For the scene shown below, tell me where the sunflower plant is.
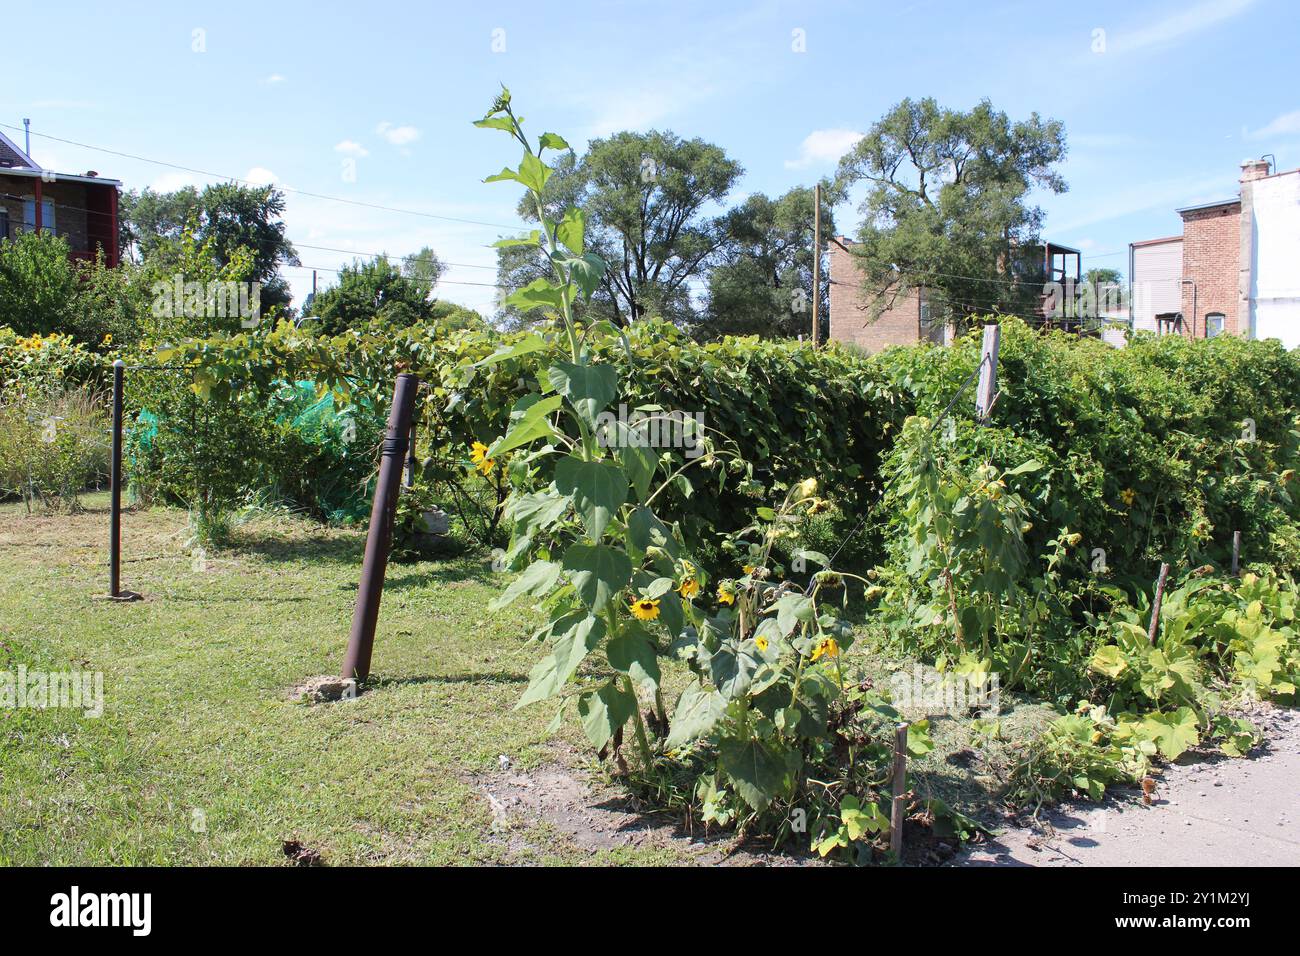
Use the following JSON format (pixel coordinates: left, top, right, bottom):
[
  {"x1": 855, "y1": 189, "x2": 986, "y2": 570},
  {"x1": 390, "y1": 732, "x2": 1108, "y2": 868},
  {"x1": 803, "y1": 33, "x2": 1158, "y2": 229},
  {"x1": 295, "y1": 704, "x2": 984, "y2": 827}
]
[
  {"x1": 473, "y1": 94, "x2": 906, "y2": 842},
  {"x1": 474, "y1": 89, "x2": 730, "y2": 769}
]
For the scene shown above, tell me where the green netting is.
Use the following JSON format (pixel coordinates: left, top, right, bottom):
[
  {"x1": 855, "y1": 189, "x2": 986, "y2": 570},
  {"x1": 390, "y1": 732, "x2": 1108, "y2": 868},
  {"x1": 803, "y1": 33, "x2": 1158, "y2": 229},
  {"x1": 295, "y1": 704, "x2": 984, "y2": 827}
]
[{"x1": 128, "y1": 381, "x2": 376, "y2": 524}]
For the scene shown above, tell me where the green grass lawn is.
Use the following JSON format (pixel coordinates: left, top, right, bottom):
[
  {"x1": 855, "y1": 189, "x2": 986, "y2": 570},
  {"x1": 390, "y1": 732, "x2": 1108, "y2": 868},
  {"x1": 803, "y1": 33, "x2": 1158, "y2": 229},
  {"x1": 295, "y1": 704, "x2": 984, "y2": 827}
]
[{"x1": 0, "y1": 494, "x2": 1055, "y2": 866}]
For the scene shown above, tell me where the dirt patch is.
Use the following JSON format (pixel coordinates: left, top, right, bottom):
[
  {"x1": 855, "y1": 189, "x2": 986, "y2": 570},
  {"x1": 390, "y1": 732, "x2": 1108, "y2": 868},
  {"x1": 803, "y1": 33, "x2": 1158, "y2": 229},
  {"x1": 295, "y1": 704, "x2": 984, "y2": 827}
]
[
  {"x1": 288, "y1": 675, "x2": 358, "y2": 703},
  {"x1": 474, "y1": 758, "x2": 820, "y2": 866}
]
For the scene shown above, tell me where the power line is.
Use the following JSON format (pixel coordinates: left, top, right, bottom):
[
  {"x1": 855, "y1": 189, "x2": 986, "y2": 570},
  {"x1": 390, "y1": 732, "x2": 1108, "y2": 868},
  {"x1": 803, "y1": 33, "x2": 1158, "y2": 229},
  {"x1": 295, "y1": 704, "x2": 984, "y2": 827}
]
[{"x1": 0, "y1": 122, "x2": 529, "y2": 233}]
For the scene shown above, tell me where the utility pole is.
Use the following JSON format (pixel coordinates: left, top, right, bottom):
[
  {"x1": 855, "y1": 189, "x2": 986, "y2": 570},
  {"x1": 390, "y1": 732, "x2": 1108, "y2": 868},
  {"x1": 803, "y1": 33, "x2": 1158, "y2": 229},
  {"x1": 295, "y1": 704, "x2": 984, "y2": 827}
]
[{"x1": 812, "y1": 183, "x2": 822, "y2": 347}]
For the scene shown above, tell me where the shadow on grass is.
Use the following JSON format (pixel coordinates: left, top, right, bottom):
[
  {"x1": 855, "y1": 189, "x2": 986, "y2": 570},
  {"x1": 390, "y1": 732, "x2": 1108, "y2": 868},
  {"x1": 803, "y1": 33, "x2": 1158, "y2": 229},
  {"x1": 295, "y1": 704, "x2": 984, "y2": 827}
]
[
  {"x1": 228, "y1": 532, "x2": 363, "y2": 566},
  {"x1": 368, "y1": 671, "x2": 529, "y2": 688},
  {"x1": 383, "y1": 560, "x2": 501, "y2": 591}
]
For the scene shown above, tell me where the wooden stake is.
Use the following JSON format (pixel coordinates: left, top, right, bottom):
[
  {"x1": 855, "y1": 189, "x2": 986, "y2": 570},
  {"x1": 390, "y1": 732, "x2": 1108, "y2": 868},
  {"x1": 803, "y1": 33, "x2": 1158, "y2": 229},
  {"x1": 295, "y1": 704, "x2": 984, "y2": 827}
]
[
  {"x1": 1232, "y1": 531, "x2": 1241, "y2": 576},
  {"x1": 890, "y1": 722, "x2": 909, "y2": 861},
  {"x1": 975, "y1": 323, "x2": 1000, "y2": 421},
  {"x1": 811, "y1": 183, "x2": 822, "y2": 347},
  {"x1": 1147, "y1": 562, "x2": 1170, "y2": 644}
]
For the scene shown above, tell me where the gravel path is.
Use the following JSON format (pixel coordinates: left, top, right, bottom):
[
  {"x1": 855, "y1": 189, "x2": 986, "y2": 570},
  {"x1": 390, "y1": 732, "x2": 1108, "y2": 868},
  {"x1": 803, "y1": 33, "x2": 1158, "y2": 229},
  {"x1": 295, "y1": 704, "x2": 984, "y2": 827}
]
[{"x1": 957, "y1": 704, "x2": 1300, "y2": 866}]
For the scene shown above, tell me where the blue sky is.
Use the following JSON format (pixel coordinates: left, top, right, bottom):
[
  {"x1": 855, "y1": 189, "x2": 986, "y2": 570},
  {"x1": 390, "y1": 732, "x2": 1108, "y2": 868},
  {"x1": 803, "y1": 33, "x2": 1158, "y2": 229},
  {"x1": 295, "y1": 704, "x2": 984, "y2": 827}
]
[{"x1": 4, "y1": 0, "x2": 1298, "y2": 315}]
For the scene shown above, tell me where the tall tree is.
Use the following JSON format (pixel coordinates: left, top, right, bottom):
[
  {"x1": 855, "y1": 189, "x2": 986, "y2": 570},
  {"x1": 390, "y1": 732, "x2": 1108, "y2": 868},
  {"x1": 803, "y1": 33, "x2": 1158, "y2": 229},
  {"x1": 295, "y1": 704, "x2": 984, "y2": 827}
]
[
  {"x1": 831, "y1": 98, "x2": 1066, "y2": 327},
  {"x1": 698, "y1": 186, "x2": 834, "y2": 340},
  {"x1": 496, "y1": 131, "x2": 742, "y2": 327},
  {"x1": 309, "y1": 255, "x2": 433, "y2": 336},
  {"x1": 120, "y1": 182, "x2": 300, "y2": 314}
]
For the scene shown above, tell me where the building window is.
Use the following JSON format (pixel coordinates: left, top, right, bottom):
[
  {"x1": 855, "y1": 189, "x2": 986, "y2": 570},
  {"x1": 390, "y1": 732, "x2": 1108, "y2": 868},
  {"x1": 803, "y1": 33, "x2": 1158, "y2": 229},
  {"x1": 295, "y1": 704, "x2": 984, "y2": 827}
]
[
  {"x1": 21, "y1": 198, "x2": 56, "y2": 234},
  {"x1": 1206, "y1": 312, "x2": 1225, "y2": 338},
  {"x1": 0, "y1": 208, "x2": 9, "y2": 241}
]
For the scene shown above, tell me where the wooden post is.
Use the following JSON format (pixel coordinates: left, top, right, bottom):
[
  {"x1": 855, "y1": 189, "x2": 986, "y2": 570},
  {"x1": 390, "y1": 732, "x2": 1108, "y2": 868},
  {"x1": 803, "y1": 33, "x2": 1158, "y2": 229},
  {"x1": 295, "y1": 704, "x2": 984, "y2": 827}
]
[
  {"x1": 1232, "y1": 531, "x2": 1241, "y2": 576},
  {"x1": 975, "y1": 323, "x2": 1000, "y2": 421},
  {"x1": 890, "y1": 722, "x2": 909, "y2": 861},
  {"x1": 1147, "y1": 562, "x2": 1170, "y2": 644},
  {"x1": 811, "y1": 183, "x2": 822, "y2": 347}
]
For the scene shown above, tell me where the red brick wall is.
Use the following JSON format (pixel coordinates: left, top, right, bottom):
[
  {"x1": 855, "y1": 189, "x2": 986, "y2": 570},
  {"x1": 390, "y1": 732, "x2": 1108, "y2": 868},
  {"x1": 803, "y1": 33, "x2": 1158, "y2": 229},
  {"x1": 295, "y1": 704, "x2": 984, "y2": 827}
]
[
  {"x1": 828, "y1": 239, "x2": 920, "y2": 352},
  {"x1": 1180, "y1": 202, "x2": 1240, "y2": 337}
]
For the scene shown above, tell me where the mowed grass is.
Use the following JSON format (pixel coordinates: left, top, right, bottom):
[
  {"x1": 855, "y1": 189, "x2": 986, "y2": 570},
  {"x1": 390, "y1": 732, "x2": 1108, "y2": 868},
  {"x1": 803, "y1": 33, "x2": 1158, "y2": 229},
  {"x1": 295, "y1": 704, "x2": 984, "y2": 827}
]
[{"x1": 0, "y1": 494, "x2": 687, "y2": 865}]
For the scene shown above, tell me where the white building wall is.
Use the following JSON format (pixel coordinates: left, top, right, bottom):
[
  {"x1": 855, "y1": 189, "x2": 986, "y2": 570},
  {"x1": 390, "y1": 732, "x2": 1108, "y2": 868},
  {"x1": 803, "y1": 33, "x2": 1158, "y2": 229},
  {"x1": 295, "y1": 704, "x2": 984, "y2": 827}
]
[
  {"x1": 1250, "y1": 171, "x2": 1300, "y2": 348},
  {"x1": 1131, "y1": 239, "x2": 1183, "y2": 332}
]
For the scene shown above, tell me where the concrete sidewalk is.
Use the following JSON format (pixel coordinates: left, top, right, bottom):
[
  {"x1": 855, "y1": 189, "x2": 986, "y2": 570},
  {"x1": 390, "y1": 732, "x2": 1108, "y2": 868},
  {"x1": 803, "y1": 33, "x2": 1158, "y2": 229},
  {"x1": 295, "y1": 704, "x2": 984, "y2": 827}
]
[{"x1": 958, "y1": 705, "x2": 1300, "y2": 867}]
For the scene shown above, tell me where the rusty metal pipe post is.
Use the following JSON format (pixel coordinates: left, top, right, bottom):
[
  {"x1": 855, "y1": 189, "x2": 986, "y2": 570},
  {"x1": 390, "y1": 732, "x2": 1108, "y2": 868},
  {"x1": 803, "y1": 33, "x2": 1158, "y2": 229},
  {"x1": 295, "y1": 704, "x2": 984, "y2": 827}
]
[
  {"x1": 109, "y1": 360, "x2": 125, "y2": 598},
  {"x1": 342, "y1": 373, "x2": 419, "y2": 681}
]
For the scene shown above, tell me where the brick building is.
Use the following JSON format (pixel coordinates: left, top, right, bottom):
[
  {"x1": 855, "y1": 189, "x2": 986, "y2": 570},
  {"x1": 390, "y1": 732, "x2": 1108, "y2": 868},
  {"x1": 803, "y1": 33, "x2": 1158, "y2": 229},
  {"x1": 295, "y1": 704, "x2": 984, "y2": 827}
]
[
  {"x1": 0, "y1": 127, "x2": 120, "y2": 267},
  {"x1": 1131, "y1": 158, "x2": 1299, "y2": 345},
  {"x1": 828, "y1": 237, "x2": 1080, "y2": 352}
]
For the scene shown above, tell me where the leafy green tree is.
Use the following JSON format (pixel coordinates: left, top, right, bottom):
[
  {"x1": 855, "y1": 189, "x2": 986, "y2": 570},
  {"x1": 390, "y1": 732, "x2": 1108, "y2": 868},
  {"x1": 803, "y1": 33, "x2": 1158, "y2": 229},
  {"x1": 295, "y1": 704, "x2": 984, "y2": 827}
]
[
  {"x1": 497, "y1": 131, "x2": 742, "y2": 327},
  {"x1": 310, "y1": 255, "x2": 433, "y2": 335},
  {"x1": 832, "y1": 97, "x2": 1066, "y2": 327},
  {"x1": 120, "y1": 183, "x2": 300, "y2": 313},
  {"x1": 402, "y1": 246, "x2": 444, "y2": 299},
  {"x1": 0, "y1": 231, "x2": 79, "y2": 336},
  {"x1": 698, "y1": 186, "x2": 834, "y2": 340}
]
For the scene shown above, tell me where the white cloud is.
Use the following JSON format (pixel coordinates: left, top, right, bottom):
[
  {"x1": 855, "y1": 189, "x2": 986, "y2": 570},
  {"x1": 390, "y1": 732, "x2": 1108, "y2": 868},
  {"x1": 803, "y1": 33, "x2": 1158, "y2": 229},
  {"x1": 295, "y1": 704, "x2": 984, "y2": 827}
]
[
  {"x1": 263, "y1": 74, "x2": 286, "y2": 84},
  {"x1": 245, "y1": 166, "x2": 279, "y2": 186},
  {"x1": 149, "y1": 171, "x2": 201, "y2": 193},
  {"x1": 1249, "y1": 110, "x2": 1300, "y2": 140},
  {"x1": 334, "y1": 140, "x2": 369, "y2": 157},
  {"x1": 1110, "y1": 0, "x2": 1255, "y2": 55},
  {"x1": 784, "y1": 128, "x2": 864, "y2": 169},
  {"x1": 376, "y1": 121, "x2": 420, "y2": 147}
]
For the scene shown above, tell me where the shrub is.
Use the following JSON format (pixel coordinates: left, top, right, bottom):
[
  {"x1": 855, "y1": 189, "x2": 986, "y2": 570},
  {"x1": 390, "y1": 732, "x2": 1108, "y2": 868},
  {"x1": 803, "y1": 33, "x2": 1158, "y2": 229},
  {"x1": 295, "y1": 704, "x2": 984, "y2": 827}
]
[{"x1": 0, "y1": 385, "x2": 109, "y2": 511}]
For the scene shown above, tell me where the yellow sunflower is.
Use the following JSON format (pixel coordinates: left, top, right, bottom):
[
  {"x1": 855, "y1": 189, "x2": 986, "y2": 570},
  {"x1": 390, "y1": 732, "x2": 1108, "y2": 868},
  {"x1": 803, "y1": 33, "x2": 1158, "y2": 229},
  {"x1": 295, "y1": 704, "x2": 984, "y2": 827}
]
[
  {"x1": 755, "y1": 635, "x2": 769, "y2": 653},
  {"x1": 810, "y1": 637, "x2": 839, "y2": 662},
  {"x1": 630, "y1": 597, "x2": 661, "y2": 621},
  {"x1": 716, "y1": 585, "x2": 736, "y2": 606},
  {"x1": 470, "y1": 441, "x2": 496, "y2": 476},
  {"x1": 678, "y1": 577, "x2": 700, "y2": 599},
  {"x1": 742, "y1": 564, "x2": 757, "y2": 575},
  {"x1": 1120, "y1": 488, "x2": 1136, "y2": 507}
]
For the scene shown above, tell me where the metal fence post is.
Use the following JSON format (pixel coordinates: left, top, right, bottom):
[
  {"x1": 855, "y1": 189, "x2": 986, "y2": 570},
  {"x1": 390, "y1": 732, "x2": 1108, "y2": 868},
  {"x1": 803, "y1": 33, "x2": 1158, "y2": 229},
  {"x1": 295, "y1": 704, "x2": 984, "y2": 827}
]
[
  {"x1": 109, "y1": 359, "x2": 124, "y2": 598},
  {"x1": 342, "y1": 373, "x2": 419, "y2": 681}
]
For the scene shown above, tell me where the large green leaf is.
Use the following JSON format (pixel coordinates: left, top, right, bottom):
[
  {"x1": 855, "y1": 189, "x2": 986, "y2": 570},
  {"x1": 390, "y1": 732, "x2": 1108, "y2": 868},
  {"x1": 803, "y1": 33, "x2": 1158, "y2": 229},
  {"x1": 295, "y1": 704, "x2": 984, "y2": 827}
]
[
  {"x1": 1141, "y1": 707, "x2": 1200, "y2": 759},
  {"x1": 775, "y1": 594, "x2": 815, "y2": 637},
  {"x1": 577, "y1": 681, "x2": 637, "y2": 750},
  {"x1": 704, "y1": 638, "x2": 761, "y2": 700},
  {"x1": 547, "y1": 361, "x2": 619, "y2": 429},
  {"x1": 504, "y1": 278, "x2": 564, "y2": 313},
  {"x1": 666, "y1": 682, "x2": 726, "y2": 749},
  {"x1": 517, "y1": 613, "x2": 605, "y2": 708},
  {"x1": 562, "y1": 543, "x2": 633, "y2": 613},
  {"x1": 554, "y1": 456, "x2": 628, "y2": 539},
  {"x1": 490, "y1": 559, "x2": 561, "y2": 610},
  {"x1": 626, "y1": 505, "x2": 678, "y2": 558},
  {"x1": 607, "y1": 625, "x2": 660, "y2": 691},
  {"x1": 719, "y1": 737, "x2": 799, "y2": 812},
  {"x1": 516, "y1": 153, "x2": 552, "y2": 192},
  {"x1": 607, "y1": 420, "x2": 658, "y2": 500},
  {"x1": 488, "y1": 394, "x2": 563, "y2": 458},
  {"x1": 538, "y1": 132, "x2": 570, "y2": 154},
  {"x1": 1089, "y1": 645, "x2": 1128, "y2": 679},
  {"x1": 473, "y1": 332, "x2": 547, "y2": 367},
  {"x1": 505, "y1": 488, "x2": 570, "y2": 538},
  {"x1": 555, "y1": 207, "x2": 585, "y2": 254}
]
